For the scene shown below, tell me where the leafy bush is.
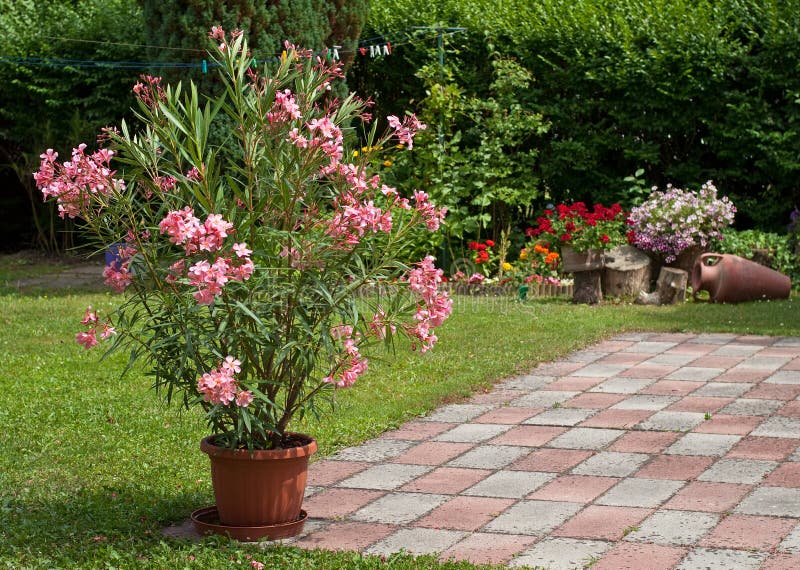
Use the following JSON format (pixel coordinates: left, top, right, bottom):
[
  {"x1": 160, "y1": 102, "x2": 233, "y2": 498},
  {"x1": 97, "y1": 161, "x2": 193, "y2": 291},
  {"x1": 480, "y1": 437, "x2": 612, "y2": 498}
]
[{"x1": 713, "y1": 229, "x2": 799, "y2": 280}]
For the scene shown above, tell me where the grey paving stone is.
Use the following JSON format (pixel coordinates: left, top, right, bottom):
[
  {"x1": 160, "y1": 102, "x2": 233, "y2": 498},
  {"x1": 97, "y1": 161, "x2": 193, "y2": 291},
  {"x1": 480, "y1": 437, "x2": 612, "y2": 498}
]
[
  {"x1": 422, "y1": 404, "x2": 496, "y2": 423},
  {"x1": 689, "y1": 333, "x2": 737, "y2": 344},
  {"x1": 692, "y1": 382, "x2": 754, "y2": 397},
  {"x1": 434, "y1": 423, "x2": 512, "y2": 443},
  {"x1": 720, "y1": 398, "x2": 784, "y2": 416},
  {"x1": 483, "y1": 500, "x2": 581, "y2": 535},
  {"x1": 364, "y1": 528, "x2": 467, "y2": 556},
  {"x1": 734, "y1": 356, "x2": 791, "y2": 371},
  {"x1": 645, "y1": 353, "x2": 700, "y2": 367},
  {"x1": 735, "y1": 486, "x2": 800, "y2": 517},
  {"x1": 350, "y1": 492, "x2": 448, "y2": 524},
  {"x1": 778, "y1": 524, "x2": 800, "y2": 554},
  {"x1": 546, "y1": 427, "x2": 624, "y2": 450},
  {"x1": 697, "y1": 458, "x2": 778, "y2": 484},
  {"x1": 667, "y1": 367, "x2": 723, "y2": 381},
  {"x1": 572, "y1": 363, "x2": 631, "y2": 378},
  {"x1": 565, "y1": 350, "x2": 606, "y2": 363},
  {"x1": 332, "y1": 439, "x2": 414, "y2": 462},
  {"x1": 750, "y1": 416, "x2": 800, "y2": 439},
  {"x1": 589, "y1": 377, "x2": 657, "y2": 394},
  {"x1": 446, "y1": 445, "x2": 529, "y2": 469},
  {"x1": 510, "y1": 538, "x2": 612, "y2": 569},
  {"x1": 666, "y1": 433, "x2": 741, "y2": 456},
  {"x1": 622, "y1": 341, "x2": 678, "y2": 353},
  {"x1": 790, "y1": 448, "x2": 800, "y2": 462},
  {"x1": 499, "y1": 375, "x2": 555, "y2": 390},
  {"x1": 765, "y1": 370, "x2": 800, "y2": 385},
  {"x1": 626, "y1": 510, "x2": 719, "y2": 546},
  {"x1": 597, "y1": 478, "x2": 684, "y2": 508},
  {"x1": 711, "y1": 344, "x2": 764, "y2": 356},
  {"x1": 614, "y1": 332, "x2": 656, "y2": 341},
  {"x1": 776, "y1": 338, "x2": 800, "y2": 347},
  {"x1": 336, "y1": 463, "x2": 432, "y2": 490},
  {"x1": 510, "y1": 391, "x2": 580, "y2": 408},
  {"x1": 638, "y1": 411, "x2": 706, "y2": 432},
  {"x1": 522, "y1": 407, "x2": 596, "y2": 427},
  {"x1": 463, "y1": 470, "x2": 555, "y2": 498},
  {"x1": 304, "y1": 485, "x2": 321, "y2": 498},
  {"x1": 675, "y1": 547, "x2": 766, "y2": 569},
  {"x1": 611, "y1": 395, "x2": 679, "y2": 411},
  {"x1": 571, "y1": 451, "x2": 650, "y2": 477}
]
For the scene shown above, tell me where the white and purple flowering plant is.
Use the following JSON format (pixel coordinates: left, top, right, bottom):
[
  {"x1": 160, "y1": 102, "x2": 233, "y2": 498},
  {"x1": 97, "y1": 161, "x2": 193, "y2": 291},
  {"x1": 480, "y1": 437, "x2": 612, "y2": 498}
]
[{"x1": 628, "y1": 181, "x2": 736, "y2": 263}]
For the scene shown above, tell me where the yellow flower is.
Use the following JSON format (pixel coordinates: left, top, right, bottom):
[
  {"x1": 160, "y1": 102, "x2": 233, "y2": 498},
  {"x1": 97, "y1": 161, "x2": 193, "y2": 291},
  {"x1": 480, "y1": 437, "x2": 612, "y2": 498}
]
[
  {"x1": 519, "y1": 250, "x2": 528, "y2": 260},
  {"x1": 502, "y1": 262, "x2": 513, "y2": 272},
  {"x1": 383, "y1": 160, "x2": 392, "y2": 167},
  {"x1": 352, "y1": 150, "x2": 359, "y2": 157}
]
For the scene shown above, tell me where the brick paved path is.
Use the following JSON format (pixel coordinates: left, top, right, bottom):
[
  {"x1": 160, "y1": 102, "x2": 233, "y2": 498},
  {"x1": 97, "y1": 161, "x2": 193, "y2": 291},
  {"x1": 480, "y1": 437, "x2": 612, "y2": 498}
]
[{"x1": 291, "y1": 333, "x2": 800, "y2": 569}]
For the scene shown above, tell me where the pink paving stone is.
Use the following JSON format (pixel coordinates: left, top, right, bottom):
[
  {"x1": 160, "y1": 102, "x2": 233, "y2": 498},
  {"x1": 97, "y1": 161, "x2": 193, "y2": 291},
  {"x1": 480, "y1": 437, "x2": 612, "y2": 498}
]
[
  {"x1": 473, "y1": 406, "x2": 543, "y2": 424},
  {"x1": 509, "y1": 448, "x2": 594, "y2": 472},
  {"x1": 763, "y1": 463, "x2": 800, "y2": 487},
  {"x1": 400, "y1": 467, "x2": 491, "y2": 494},
  {"x1": 547, "y1": 376, "x2": 605, "y2": 391},
  {"x1": 650, "y1": 333, "x2": 696, "y2": 342},
  {"x1": 667, "y1": 396, "x2": 733, "y2": 413},
  {"x1": 488, "y1": 425, "x2": 566, "y2": 447},
  {"x1": 552, "y1": 505, "x2": 652, "y2": 540},
  {"x1": 293, "y1": 521, "x2": 395, "y2": 551},
  {"x1": 779, "y1": 401, "x2": 800, "y2": 418},
  {"x1": 714, "y1": 369, "x2": 771, "y2": 382},
  {"x1": 609, "y1": 431, "x2": 681, "y2": 453},
  {"x1": 690, "y1": 355, "x2": 746, "y2": 368},
  {"x1": 745, "y1": 383, "x2": 800, "y2": 400},
  {"x1": 667, "y1": 343, "x2": 718, "y2": 355},
  {"x1": 640, "y1": 380, "x2": 704, "y2": 396},
  {"x1": 727, "y1": 437, "x2": 799, "y2": 461},
  {"x1": 619, "y1": 365, "x2": 678, "y2": 379},
  {"x1": 439, "y1": 532, "x2": 536, "y2": 565},
  {"x1": 579, "y1": 409, "x2": 653, "y2": 429},
  {"x1": 528, "y1": 475, "x2": 619, "y2": 503},
  {"x1": 736, "y1": 335, "x2": 775, "y2": 345},
  {"x1": 699, "y1": 514, "x2": 795, "y2": 550},
  {"x1": 594, "y1": 340, "x2": 636, "y2": 352},
  {"x1": 593, "y1": 542, "x2": 688, "y2": 570},
  {"x1": 691, "y1": 414, "x2": 763, "y2": 435},
  {"x1": 635, "y1": 454, "x2": 714, "y2": 480},
  {"x1": 414, "y1": 496, "x2": 515, "y2": 531},
  {"x1": 564, "y1": 392, "x2": 627, "y2": 409},
  {"x1": 761, "y1": 554, "x2": 800, "y2": 570},
  {"x1": 381, "y1": 421, "x2": 457, "y2": 440},
  {"x1": 598, "y1": 352, "x2": 653, "y2": 365},
  {"x1": 391, "y1": 442, "x2": 475, "y2": 465},
  {"x1": 301, "y1": 488, "x2": 385, "y2": 519},
  {"x1": 535, "y1": 361, "x2": 587, "y2": 375},
  {"x1": 663, "y1": 481, "x2": 753, "y2": 512},
  {"x1": 307, "y1": 460, "x2": 371, "y2": 486},
  {"x1": 468, "y1": 389, "x2": 524, "y2": 405},
  {"x1": 761, "y1": 347, "x2": 800, "y2": 357},
  {"x1": 782, "y1": 357, "x2": 800, "y2": 371}
]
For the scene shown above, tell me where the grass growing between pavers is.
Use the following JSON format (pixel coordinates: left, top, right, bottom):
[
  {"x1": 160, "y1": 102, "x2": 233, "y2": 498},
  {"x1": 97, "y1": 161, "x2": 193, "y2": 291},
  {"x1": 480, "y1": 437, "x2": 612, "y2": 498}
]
[{"x1": 1, "y1": 279, "x2": 799, "y2": 568}]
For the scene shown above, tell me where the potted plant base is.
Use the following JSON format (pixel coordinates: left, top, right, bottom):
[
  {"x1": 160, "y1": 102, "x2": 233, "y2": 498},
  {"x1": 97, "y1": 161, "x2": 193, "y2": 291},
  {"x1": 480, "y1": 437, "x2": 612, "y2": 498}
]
[{"x1": 193, "y1": 433, "x2": 317, "y2": 541}]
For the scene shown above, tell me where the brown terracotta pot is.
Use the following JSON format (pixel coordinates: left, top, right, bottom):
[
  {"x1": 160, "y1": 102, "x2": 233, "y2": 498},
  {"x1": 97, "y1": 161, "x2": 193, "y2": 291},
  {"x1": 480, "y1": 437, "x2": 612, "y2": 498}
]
[
  {"x1": 200, "y1": 433, "x2": 317, "y2": 527},
  {"x1": 691, "y1": 253, "x2": 791, "y2": 303}
]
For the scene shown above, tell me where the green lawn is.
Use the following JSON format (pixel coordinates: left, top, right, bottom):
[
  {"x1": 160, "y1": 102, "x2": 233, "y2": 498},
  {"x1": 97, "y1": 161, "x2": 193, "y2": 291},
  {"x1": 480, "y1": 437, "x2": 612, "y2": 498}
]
[{"x1": 1, "y1": 273, "x2": 798, "y2": 568}]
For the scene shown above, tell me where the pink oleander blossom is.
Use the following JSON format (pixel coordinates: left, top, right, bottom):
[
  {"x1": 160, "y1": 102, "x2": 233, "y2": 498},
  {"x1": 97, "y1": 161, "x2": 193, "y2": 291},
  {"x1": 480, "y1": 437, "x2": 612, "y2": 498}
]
[
  {"x1": 406, "y1": 256, "x2": 452, "y2": 352},
  {"x1": 387, "y1": 114, "x2": 426, "y2": 150},
  {"x1": 197, "y1": 357, "x2": 251, "y2": 407},
  {"x1": 76, "y1": 330, "x2": 99, "y2": 350}
]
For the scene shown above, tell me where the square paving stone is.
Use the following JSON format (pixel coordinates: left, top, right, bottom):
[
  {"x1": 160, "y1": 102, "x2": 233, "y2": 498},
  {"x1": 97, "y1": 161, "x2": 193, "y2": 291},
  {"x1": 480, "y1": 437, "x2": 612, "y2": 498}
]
[
  {"x1": 622, "y1": 341, "x2": 678, "y2": 353},
  {"x1": 745, "y1": 383, "x2": 800, "y2": 400},
  {"x1": 488, "y1": 425, "x2": 566, "y2": 446},
  {"x1": 611, "y1": 395, "x2": 678, "y2": 411},
  {"x1": 609, "y1": 431, "x2": 680, "y2": 453},
  {"x1": 664, "y1": 481, "x2": 753, "y2": 512},
  {"x1": 626, "y1": 510, "x2": 719, "y2": 545},
  {"x1": 572, "y1": 363, "x2": 631, "y2": 378},
  {"x1": 593, "y1": 542, "x2": 688, "y2": 570},
  {"x1": 545, "y1": 427, "x2": 624, "y2": 450},
  {"x1": 332, "y1": 440, "x2": 414, "y2": 462},
  {"x1": 779, "y1": 401, "x2": 800, "y2": 418},
  {"x1": 415, "y1": 496, "x2": 515, "y2": 531},
  {"x1": 691, "y1": 333, "x2": 738, "y2": 344},
  {"x1": 599, "y1": 352, "x2": 652, "y2": 365},
  {"x1": 670, "y1": 342, "x2": 719, "y2": 353},
  {"x1": 778, "y1": 524, "x2": 800, "y2": 554},
  {"x1": 736, "y1": 356, "x2": 792, "y2": 370},
  {"x1": 766, "y1": 371, "x2": 800, "y2": 384},
  {"x1": 510, "y1": 448, "x2": 593, "y2": 473},
  {"x1": 522, "y1": 407, "x2": 596, "y2": 426},
  {"x1": 736, "y1": 486, "x2": 800, "y2": 517},
  {"x1": 571, "y1": 451, "x2": 650, "y2": 477},
  {"x1": 698, "y1": 458, "x2": 778, "y2": 484},
  {"x1": 751, "y1": 417, "x2": 800, "y2": 439},
  {"x1": 553, "y1": 505, "x2": 652, "y2": 540},
  {"x1": 337, "y1": 463, "x2": 432, "y2": 490},
  {"x1": 548, "y1": 376, "x2": 606, "y2": 391},
  {"x1": 614, "y1": 332, "x2": 656, "y2": 341},
  {"x1": 727, "y1": 437, "x2": 799, "y2": 461},
  {"x1": 762, "y1": 553, "x2": 800, "y2": 570},
  {"x1": 619, "y1": 365, "x2": 679, "y2": 379},
  {"x1": 690, "y1": 355, "x2": 746, "y2": 368},
  {"x1": 499, "y1": 375, "x2": 555, "y2": 390},
  {"x1": 666, "y1": 433, "x2": 741, "y2": 456},
  {"x1": 699, "y1": 514, "x2": 795, "y2": 550},
  {"x1": 440, "y1": 532, "x2": 536, "y2": 565},
  {"x1": 472, "y1": 407, "x2": 543, "y2": 424},
  {"x1": 462, "y1": 469, "x2": 555, "y2": 498},
  {"x1": 483, "y1": 500, "x2": 582, "y2": 535},
  {"x1": 721, "y1": 398, "x2": 784, "y2": 416},
  {"x1": 764, "y1": 463, "x2": 800, "y2": 487},
  {"x1": 301, "y1": 488, "x2": 385, "y2": 519},
  {"x1": 391, "y1": 442, "x2": 475, "y2": 465},
  {"x1": 776, "y1": 338, "x2": 800, "y2": 347},
  {"x1": 645, "y1": 353, "x2": 701, "y2": 366},
  {"x1": 468, "y1": 389, "x2": 524, "y2": 405},
  {"x1": 692, "y1": 414, "x2": 763, "y2": 435},
  {"x1": 421, "y1": 404, "x2": 497, "y2": 423},
  {"x1": 510, "y1": 390, "x2": 580, "y2": 408},
  {"x1": 715, "y1": 368, "x2": 771, "y2": 382},
  {"x1": 400, "y1": 467, "x2": 491, "y2": 494},
  {"x1": 640, "y1": 380, "x2": 703, "y2": 396},
  {"x1": 668, "y1": 396, "x2": 733, "y2": 413},
  {"x1": 563, "y1": 392, "x2": 626, "y2": 409},
  {"x1": 638, "y1": 411, "x2": 707, "y2": 431},
  {"x1": 589, "y1": 377, "x2": 657, "y2": 394},
  {"x1": 293, "y1": 521, "x2": 395, "y2": 552},
  {"x1": 712, "y1": 343, "x2": 764, "y2": 356},
  {"x1": 307, "y1": 460, "x2": 371, "y2": 486},
  {"x1": 667, "y1": 367, "x2": 724, "y2": 381},
  {"x1": 509, "y1": 537, "x2": 611, "y2": 570},
  {"x1": 692, "y1": 382, "x2": 754, "y2": 397},
  {"x1": 364, "y1": 527, "x2": 467, "y2": 556},
  {"x1": 579, "y1": 409, "x2": 653, "y2": 429},
  {"x1": 528, "y1": 475, "x2": 619, "y2": 503},
  {"x1": 447, "y1": 445, "x2": 529, "y2": 469},
  {"x1": 535, "y1": 361, "x2": 593, "y2": 375},
  {"x1": 675, "y1": 547, "x2": 766, "y2": 570},
  {"x1": 381, "y1": 421, "x2": 457, "y2": 441},
  {"x1": 595, "y1": 339, "x2": 637, "y2": 351},
  {"x1": 350, "y1": 492, "x2": 448, "y2": 524},
  {"x1": 635, "y1": 455, "x2": 714, "y2": 480},
  {"x1": 566, "y1": 350, "x2": 607, "y2": 363},
  {"x1": 434, "y1": 423, "x2": 512, "y2": 443},
  {"x1": 597, "y1": 478, "x2": 685, "y2": 508}
]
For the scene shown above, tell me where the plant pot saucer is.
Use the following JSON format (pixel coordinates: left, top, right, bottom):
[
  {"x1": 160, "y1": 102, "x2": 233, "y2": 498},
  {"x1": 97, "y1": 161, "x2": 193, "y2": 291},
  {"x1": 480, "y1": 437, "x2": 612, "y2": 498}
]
[{"x1": 191, "y1": 506, "x2": 307, "y2": 542}]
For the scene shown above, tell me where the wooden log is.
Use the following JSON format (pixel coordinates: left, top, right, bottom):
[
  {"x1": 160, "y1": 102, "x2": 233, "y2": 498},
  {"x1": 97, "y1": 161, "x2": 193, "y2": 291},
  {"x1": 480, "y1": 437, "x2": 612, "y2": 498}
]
[
  {"x1": 572, "y1": 270, "x2": 603, "y2": 304},
  {"x1": 602, "y1": 245, "x2": 652, "y2": 298},
  {"x1": 635, "y1": 267, "x2": 688, "y2": 305}
]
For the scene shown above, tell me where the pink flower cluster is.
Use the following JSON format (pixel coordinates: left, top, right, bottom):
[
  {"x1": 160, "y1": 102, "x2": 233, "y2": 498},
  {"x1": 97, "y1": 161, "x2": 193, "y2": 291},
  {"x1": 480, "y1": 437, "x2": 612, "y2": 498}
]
[
  {"x1": 288, "y1": 115, "x2": 344, "y2": 164},
  {"x1": 103, "y1": 242, "x2": 137, "y2": 293},
  {"x1": 75, "y1": 306, "x2": 116, "y2": 349},
  {"x1": 412, "y1": 190, "x2": 447, "y2": 231},
  {"x1": 268, "y1": 89, "x2": 302, "y2": 125},
  {"x1": 322, "y1": 325, "x2": 368, "y2": 388},
  {"x1": 34, "y1": 145, "x2": 125, "y2": 219},
  {"x1": 197, "y1": 356, "x2": 253, "y2": 407},
  {"x1": 387, "y1": 114, "x2": 426, "y2": 150},
  {"x1": 407, "y1": 256, "x2": 453, "y2": 352},
  {"x1": 132, "y1": 75, "x2": 166, "y2": 110},
  {"x1": 158, "y1": 208, "x2": 234, "y2": 254},
  {"x1": 188, "y1": 250, "x2": 253, "y2": 305}
]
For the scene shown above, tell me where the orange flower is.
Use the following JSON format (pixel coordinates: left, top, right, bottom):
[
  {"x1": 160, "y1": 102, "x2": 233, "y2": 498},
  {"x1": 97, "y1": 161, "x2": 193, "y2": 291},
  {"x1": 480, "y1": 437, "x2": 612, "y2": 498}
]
[
  {"x1": 545, "y1": 252, "x2": 560, "y2": 264},
  {"x1": 534, "y1": 244, "x2": 549, "y2": 254}
]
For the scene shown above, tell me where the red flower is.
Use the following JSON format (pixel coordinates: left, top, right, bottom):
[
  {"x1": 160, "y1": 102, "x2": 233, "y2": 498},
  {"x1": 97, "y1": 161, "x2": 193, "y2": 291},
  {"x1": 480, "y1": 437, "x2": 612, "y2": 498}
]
[
  {"x1": 485, "y1": 240, "x2": 495, "y2": 248},
  {"x1": 476, "y1": 243, "x2": 487, "y2": 251},
  {"x1": 559, "y1": 233, "x2": 572, "y2": 242},
  {"x1": 475, "y1": 250, "x2": 489, "y2": 263},
  {"x1": 565, "y1": 221, "x2": 576, "y2": 232},
  {"x1": 468, "y1": 241, "x2": 479, "y2": 250},
  {"x1": 600, "y1": 234, "x2": 610, "y2": 243},
  {"x1": 626, "y1": 230, "x2": 637, "y2": 244},
  {"x1": 525, "y1": 227, "x2": 536, "y2": 237}
]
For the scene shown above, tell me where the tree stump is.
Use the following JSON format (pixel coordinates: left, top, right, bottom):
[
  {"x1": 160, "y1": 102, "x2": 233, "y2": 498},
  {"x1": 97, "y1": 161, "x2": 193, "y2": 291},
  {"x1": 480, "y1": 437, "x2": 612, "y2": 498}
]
[
  {"x1": 635, "y1": 267, "x2": 688, "y2": 305},
  {"x1": 602, "y1": 245, "x2": 652, "y2": 298},
  {"x1": 573, "y1": 270, "x2": 603, "y2": 304}
]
